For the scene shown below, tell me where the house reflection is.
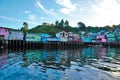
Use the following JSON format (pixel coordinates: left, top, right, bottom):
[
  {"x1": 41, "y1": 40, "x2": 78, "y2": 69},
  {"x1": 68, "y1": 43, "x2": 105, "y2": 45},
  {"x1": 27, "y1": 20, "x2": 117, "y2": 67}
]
[
  {"x1": 80, "y1": 47, "x2": 96, "y2": 65},
  {"x1": 0, "y1": 51, "x2": 8, "y2": 67},
  {"x1": 22, "y1": 50, "x2": 41, "y2": 67}
]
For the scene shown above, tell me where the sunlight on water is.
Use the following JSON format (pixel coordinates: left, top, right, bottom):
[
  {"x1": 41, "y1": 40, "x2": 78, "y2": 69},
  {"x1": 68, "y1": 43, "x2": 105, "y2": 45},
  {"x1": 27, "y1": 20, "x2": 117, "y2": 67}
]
[{"x1": 0, "y1": 47, "x2": 120, "y2": 80}]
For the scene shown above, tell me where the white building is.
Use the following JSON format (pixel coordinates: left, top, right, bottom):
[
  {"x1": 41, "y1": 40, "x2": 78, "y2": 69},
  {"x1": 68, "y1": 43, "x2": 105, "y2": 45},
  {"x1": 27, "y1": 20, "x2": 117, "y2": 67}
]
[{"x1": 56, "y1": 31, "x2": 68, "y2": 42}]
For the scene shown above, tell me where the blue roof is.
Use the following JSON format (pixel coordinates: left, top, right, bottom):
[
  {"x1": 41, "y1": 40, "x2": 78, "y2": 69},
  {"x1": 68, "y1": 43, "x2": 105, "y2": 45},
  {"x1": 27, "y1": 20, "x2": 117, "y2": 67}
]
[{"x1": 39, "y1": 33, "x2": 51, "y2": 37}]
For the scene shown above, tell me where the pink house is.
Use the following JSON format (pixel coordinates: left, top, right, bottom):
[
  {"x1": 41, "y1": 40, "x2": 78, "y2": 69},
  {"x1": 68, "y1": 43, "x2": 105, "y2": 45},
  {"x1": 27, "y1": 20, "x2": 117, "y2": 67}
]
[
  {"x1": 0, "y1": 28, "x2": 8, "y2": 40},
  {"x1": 96, "y1": 34, "x2": 107, "y2": 42}
]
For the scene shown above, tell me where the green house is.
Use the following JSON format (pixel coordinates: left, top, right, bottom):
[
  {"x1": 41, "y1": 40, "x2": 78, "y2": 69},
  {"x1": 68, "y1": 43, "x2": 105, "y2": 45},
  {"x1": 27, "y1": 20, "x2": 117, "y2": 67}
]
[
  {"x1": 26, "y1": 33, "x2": 41, "y2": 42},
  {"x1": 117, "y1": 35, "x2": 120, "y2": 42},
  {"x1": 106, "y1": 33, "x2": 116, "y2": 42}
]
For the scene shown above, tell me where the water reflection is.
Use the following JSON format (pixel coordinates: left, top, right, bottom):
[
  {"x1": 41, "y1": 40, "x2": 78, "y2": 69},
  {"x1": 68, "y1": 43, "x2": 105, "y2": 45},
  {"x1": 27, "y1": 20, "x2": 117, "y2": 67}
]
[
  {"x1": 0, "y1": 47, "x2": 120, "y2": 80},
  {"x1": 22, "y1": 50, "x2": 41, "y2": 67}
]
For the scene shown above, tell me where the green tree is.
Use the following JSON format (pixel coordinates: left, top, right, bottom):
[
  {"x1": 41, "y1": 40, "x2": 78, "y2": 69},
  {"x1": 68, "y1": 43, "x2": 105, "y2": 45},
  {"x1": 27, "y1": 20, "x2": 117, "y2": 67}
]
[
  {"x1": 55, "y1": 20, "x2": 59, "y2": 26},
  {"x1": 20, "y1": 22, "x2": 28, "y2": 41},
  {"x1": 21, "y1": 22, "x2": 28, "y2": 33},
  {"x1": 65, "y1": 20, "x2": 69, "y2": 27},
  {"x1": 104, "y1": 25, "x2": 111, "y2": 31},
  {"x1": 59, "y1": 19, "x2": 64, "y2": 27},
  {"x1": 77, "y1": 22, "x2": 86, "y2": 31},
  {"x1": 23, "y1": 22, "x2": 28, "y2": 30}
]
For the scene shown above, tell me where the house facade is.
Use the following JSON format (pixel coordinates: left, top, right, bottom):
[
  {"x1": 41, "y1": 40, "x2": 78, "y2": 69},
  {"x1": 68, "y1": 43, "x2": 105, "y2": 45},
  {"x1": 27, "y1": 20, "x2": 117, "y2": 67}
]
[
  {"x1": 56, "y1": 31, "x2": 68, "y2": 42},
  {"x1": 72, "y1": 34, "x2": 80, "y2": 42},
  {"x1": 96, "y1": 34, "x2": 107, "y2": 42},
  {"x1": 114, "y1": 29, "x2": 120, "y2": 42},
  {"x1": 68, "y1": 32, "x2": 74, "y2": 41},
  {"x1": 39, "y1": 33, "x2": 51, "y2": 43},
  {"x1": 8, "y1": 31, "x2": 24, "y2": 40},
  {"x1": 106, "y1": 33, "x2": 116, "y2": 42},
  {"x1": 81, "y1": 32, "x2": 92, "y2": 42},
  {"x1": 0, "y1": 28, "x2": 8, "y2": 40},
  {"x1": 47, "y1": 37, "x2": 60, "y2": 42},
  {"x1": 117, "y1": 34, "x2": 120, "y2": 42},
  {"x1": 26, "y1": 33, "x2": 41, "y2": 42}
]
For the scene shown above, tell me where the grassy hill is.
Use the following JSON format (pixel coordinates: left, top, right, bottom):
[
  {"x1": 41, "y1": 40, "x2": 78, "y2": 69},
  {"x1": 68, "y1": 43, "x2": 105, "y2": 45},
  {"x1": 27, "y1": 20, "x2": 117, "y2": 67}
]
[{"x1": 28, "y1": 25, "x2": 79, "y2": 36}]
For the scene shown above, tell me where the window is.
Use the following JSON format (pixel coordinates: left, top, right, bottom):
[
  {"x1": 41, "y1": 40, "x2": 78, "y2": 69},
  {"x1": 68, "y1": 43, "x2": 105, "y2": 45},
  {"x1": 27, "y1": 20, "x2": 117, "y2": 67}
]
[
  {"x1": 9, "y1": 32, "x2": 12, "y2": 34},
  {"x1": 5, "y1": 29, "x2": 7, "y2": 32},
  {"x1": 60, "y1": 33, "x2": 62, "y2": 35},
  {"x1": 63, "y1": 33, "x2": 65, "y2": 37}
]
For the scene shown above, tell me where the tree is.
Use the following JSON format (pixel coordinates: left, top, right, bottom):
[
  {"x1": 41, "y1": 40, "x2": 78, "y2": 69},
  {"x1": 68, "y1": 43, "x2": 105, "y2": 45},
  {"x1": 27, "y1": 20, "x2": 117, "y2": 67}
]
[
  {"x1": 23, "y1": 22, "x2": 28, "y2": 31},
  {"x1": 21, "y1": 22, "x2": 28, "y2": 33},
  {"x1": 65, "y1": 20, "x2": 69, "y2": 27},
  {"x1": 59, "y1": 19, "x2": 64, "y2": 27},
  {"x1": 104, "y1": 25, "x2": 111, "y2": 31},
  {"x1": 20, "y1": 22, "x2": 28, "y2": 41},
  {"x1": 55, "y1": 20, "x2": 59, "y2": 26},
  {"x1": 77, "y1": 22, "x2": 86, "y2": 31}
]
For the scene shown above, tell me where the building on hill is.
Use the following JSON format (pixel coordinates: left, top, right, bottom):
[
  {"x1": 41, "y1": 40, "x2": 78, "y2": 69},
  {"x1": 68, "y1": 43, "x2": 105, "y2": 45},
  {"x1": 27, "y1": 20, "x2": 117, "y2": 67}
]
[{"x1": 42, "y1": 23, "x2": 54, "y2": 26}]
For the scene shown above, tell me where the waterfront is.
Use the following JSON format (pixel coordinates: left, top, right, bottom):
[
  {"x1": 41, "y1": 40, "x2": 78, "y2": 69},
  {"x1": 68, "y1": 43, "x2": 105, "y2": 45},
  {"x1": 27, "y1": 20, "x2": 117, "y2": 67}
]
[{"x1": 0, "y1": 47, "x2": 120, "y2": 80}]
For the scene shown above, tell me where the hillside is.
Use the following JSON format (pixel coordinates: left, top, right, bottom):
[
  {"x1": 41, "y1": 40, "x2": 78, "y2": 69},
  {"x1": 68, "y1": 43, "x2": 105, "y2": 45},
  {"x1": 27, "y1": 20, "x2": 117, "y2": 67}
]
[{"x1": 28, "y1": 25, "x2": 80, "y2": 36}]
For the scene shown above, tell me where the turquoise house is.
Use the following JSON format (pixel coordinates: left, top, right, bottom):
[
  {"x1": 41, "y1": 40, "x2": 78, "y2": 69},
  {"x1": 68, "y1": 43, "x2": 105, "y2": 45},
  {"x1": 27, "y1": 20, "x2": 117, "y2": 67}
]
[
  {"x1": 106, "y1": 33, "x2": 116, "y2": 42},
  {"x1": 116, "y1": 34, "x2": 120, "y2": 42},
  {"x1": 26, "y1": 33, "x2": 41, "y2": 42},
  {"x1": 81, "y1": 33, "x2": 92, "y2": 42},
  {"x1": 114, "y1": 29, "x2": 120, "y2": 42},
  {"x1": 82, "y1": 37, "x2": 92, "y2": 42}
]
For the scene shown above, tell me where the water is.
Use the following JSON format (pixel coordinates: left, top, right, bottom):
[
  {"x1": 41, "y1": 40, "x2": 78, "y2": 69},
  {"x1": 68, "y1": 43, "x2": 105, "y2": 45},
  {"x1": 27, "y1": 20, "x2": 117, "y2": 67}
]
[{"x1": 0, "y1": 47, "x2": 120, "y2": 80}]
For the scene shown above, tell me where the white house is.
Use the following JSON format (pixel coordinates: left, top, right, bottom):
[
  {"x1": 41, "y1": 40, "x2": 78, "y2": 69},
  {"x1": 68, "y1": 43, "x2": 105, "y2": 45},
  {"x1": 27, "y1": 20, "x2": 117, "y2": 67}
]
[{"x1": 56, "y1": 31, "x2": 68, "y2": 42}]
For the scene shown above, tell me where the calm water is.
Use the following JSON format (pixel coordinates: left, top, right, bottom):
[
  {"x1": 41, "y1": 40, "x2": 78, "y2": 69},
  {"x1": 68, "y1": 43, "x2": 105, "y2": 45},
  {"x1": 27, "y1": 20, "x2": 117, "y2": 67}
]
[{"x1": 0, "y1": 47, "x2": 120, "y2": 80}]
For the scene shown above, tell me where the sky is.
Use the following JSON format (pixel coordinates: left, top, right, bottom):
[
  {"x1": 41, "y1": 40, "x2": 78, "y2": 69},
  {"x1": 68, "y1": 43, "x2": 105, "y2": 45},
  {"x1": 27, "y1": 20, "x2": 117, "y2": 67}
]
[{"x1": 0, "y1": 0, "x2": 120, "y2": 29}]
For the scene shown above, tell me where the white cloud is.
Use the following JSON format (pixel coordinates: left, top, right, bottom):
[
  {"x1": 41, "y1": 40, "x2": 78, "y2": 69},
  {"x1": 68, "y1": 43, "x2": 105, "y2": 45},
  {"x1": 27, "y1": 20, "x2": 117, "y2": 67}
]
[
  {"x1": 56, "y1": 0, "x2": 76, "y2": 14},
  {"x1": 26, "y1": 20, "x2": 39, "y2": 25},
  {"x1": 40, "y1": 17, "x2": 45, "y2": 20},
  {"x1": 24, "y1": 11, "x2": 31, "y2": 14},
  {"x1": 90, "y1": 0, "x2": 120, "y2": 26},
  {"x1": 69, "y1": 20, "x2": 77, "y2": 27},
  {"x1": 0, "y1": 15, "x2": 22, "y2": 22},
  {"x1": 0, "y1": 15, "x2": 39, "y2": 28},
  {"x1": 28, "y1": 14, "x2": 36, "y2": 21},
  {"x1": 35, "y1": 1, "x2": 56, "y2": 16},
  {"x1": 24, "y1": 10, "x2": 37, "y2": 21},
  {"x1": 50, "y1": 9, "x2": 54, "y2": 12}
]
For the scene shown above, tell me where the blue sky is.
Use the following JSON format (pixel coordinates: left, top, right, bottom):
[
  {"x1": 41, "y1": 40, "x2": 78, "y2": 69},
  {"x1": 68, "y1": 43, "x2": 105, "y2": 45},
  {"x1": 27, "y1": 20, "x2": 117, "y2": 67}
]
[{"x1": 0, "y1": 0, "x2": 120, "y2": 29}]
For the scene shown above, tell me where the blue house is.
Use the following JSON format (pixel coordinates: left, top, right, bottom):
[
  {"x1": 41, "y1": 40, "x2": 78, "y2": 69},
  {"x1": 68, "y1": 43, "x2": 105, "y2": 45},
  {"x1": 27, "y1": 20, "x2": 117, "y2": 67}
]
[
  {"x1": 47, "y1": 37, "x2": 60, "y2": 42},
  {"x1": 39, "y1": 33, "x2": 51, "y2": 43}
]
